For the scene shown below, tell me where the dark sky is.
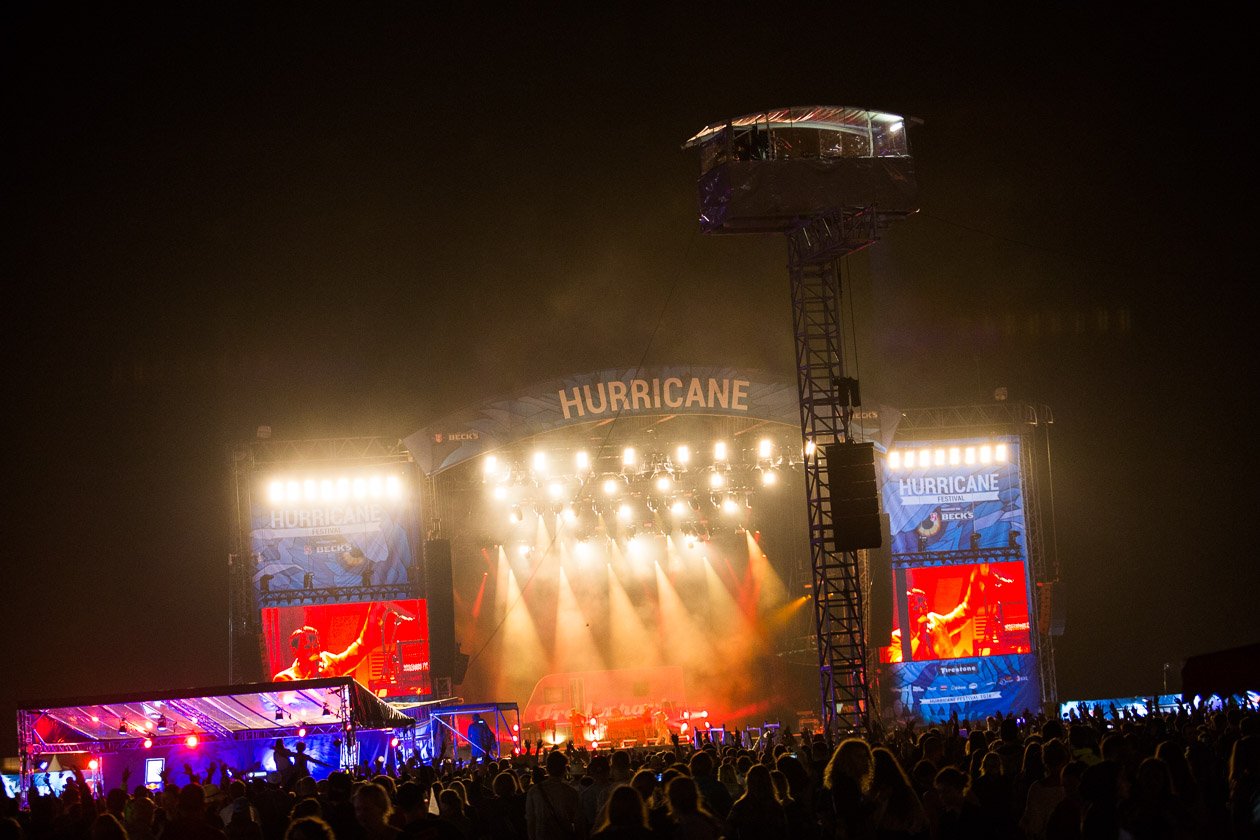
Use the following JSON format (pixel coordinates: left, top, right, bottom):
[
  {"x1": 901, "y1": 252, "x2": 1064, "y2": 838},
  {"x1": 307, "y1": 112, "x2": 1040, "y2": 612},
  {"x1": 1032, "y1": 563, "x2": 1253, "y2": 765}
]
[{"x1": 4, "y1": 6, "x2": 1255, "y2": 751}]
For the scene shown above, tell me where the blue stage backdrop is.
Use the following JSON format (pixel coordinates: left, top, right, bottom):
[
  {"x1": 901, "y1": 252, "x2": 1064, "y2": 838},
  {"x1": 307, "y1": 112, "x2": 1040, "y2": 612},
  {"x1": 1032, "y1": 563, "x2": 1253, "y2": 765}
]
[
  {"x1": 249, "y1": 466, "x2": 418, "y2": 597},
  {"x1": 879, "y1": 437, "x2": 1040, "y2": 723}
]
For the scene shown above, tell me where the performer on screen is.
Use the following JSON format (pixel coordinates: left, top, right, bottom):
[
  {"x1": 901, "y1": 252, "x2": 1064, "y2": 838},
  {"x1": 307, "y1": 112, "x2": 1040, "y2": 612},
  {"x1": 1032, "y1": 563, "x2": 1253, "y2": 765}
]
[
  {"x1": 923, "y1": 562, "x2": 1014, "y2": 657},
  {"x1": 273, "y1": 603, "x2": 386, "y2": 681}
]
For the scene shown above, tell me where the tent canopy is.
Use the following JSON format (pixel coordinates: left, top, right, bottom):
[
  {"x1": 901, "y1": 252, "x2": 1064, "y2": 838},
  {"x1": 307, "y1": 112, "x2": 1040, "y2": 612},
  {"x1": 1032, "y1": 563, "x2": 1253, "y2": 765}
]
[{"x1": 19, "y1": 677, "x2": 412, "y2": 752}]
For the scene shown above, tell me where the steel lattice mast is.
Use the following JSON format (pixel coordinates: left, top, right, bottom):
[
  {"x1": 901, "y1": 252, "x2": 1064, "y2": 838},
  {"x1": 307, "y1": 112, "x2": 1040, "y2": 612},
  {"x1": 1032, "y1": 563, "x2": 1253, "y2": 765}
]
[{"x1": 684, "y1": 107, "x2": 918, "y2": 735}]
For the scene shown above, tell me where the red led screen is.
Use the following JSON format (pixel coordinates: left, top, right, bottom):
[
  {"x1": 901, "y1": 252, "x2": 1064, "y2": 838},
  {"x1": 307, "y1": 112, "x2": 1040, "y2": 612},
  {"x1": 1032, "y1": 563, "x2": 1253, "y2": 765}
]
[
  {"x1": 887, "y1": 561, "x2": 1031, "y2": 662},
  {"x1": 262, "y1": 599, "x2": 430, "y2": 696}
]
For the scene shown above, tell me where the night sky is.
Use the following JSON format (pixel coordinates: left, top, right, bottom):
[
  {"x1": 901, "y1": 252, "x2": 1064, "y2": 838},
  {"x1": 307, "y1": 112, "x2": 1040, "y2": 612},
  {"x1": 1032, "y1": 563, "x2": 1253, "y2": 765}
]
[{"x1": 5, "y1": 7, "x2": 1255, "y2": 753}]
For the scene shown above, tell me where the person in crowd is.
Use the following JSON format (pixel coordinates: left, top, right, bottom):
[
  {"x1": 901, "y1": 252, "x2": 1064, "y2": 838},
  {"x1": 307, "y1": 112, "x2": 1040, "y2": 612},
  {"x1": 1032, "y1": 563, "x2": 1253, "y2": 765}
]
[
  {"x1": 825, "y1": 738, "x2": 873, "y2": 840},
  {"x1": 579, "y1": 756, "x2": 615, "y2": 833},
  {"x1": 162, "y1": 784, "x2": 227, "y2": 840},
  {"x1": 664, "y1": 777, "x2": 723, "y2": 840},
  {"x1": 867, "y1": 747, "x2": 928, "y2": 840},
  {"x1": 590, "y1": 786, "x2": 653, "y2": 840},
  {"x1": 1021, "y1": 736, "x2": 1069, "y2": 840},
  {"x1": 725, "y1": 764, "x2": 787, "y2": 840},
  {"x1": 283, "y1": 818, "x2": 335, "y2": 840},
  {"x1": 353, "y1": 783, "x2": 401, "y2": 840},
  {"x1": 686, "y1": 752, "x2": 731, "y2": 822},
  {"x1": 525, "y1": 751, "x2": 583, "y2": 840}
]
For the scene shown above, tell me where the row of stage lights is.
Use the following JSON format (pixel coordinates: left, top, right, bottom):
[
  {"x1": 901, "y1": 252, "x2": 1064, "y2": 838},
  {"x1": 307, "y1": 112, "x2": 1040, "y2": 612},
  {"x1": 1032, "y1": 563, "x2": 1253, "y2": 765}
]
[
  {"x1": 483, "y1": 439, "x2": 788, "y2": 536},
  {"x1": 886, "y1": 443, "x2": 1009, "y2": 470},
  {"x1": 264, "y1": 474, "x2": 406, "y2": 505}
]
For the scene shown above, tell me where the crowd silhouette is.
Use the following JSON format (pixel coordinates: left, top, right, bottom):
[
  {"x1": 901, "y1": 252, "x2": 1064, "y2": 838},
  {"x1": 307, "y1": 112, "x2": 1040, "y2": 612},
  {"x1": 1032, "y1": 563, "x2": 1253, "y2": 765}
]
[{"x1": 4, "y1": 699, "x2": 1259, "y2": 840}]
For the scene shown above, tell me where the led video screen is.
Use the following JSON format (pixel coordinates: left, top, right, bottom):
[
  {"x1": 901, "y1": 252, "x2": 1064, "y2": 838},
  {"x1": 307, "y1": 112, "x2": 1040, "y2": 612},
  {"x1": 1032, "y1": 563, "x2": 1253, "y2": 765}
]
[
  {"x1": 889, "y1": 561, "x2": 1031, "y2": 662},
  {"x1": 249, "y1": 466, "x2": 419, "y2": 596},
  {"x1": 880, "y1": 436, "x2": 1040, "y2": 722},
  {"x1": 262, "y1": 599, "x2": 430, "y2": 697}
]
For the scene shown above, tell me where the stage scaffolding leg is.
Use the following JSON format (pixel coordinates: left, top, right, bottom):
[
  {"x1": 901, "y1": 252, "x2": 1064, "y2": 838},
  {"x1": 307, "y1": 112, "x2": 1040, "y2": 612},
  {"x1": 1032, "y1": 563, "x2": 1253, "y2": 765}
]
[{"x1": 787, "y1": 212, "x2": 877, "y2": 736}]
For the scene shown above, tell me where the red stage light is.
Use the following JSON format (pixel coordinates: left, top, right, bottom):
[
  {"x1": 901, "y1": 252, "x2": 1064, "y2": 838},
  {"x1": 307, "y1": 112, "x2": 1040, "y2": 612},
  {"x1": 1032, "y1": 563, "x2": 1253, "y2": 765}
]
[
  {"x1": 588, "y1": 717, "x2": 597, "y2": 727},
  {"x1": 511, "y1": 735, "x2": 519, "y2": 743},
  {"x1": 390, "y1": 737, "x2": 400, "y2": 748},
  {"x1": 512, "y1": 723, "x2": 519, "y2": 732},
  {"x1": 88, "y1": 759, "x2": 99, "y2": 771},
  {"x1": 186, "y1": 735, "x2": 198, "y2": 748},
  {"x1": 297, "y1": 727, "x2": 307, "y2": 738},
  {"x1": 143, "y1": 738, "x2": 153, "y2": 749}
]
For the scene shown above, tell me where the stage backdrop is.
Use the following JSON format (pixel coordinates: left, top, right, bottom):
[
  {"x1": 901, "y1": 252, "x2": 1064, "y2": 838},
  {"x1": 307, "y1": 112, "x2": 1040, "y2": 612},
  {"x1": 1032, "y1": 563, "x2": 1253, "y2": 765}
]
[{"x1": 880, "y1": 437, "x2": 1040, "y2": 722}]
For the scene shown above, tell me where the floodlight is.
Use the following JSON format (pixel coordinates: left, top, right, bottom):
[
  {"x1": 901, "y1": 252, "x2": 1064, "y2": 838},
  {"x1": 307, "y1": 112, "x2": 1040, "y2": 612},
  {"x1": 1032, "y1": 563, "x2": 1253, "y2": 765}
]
[
  {"x1": 492, "y1": 485, "x2": 507, "y2": 501},
  {"x1": 949, "y1": 448, "x2": 961, "y2": 465},
  {"x1": 483, "y1": 455, "x2": 498, "y2": 475},
  {"x1": 575, "y1": 450, "x2": 591, "y2": 472},
  {"x1": 888, "y1": 451, "x2": 901, "y2": 469},
  {"x1": 303, "y1": 479, "x2": 318, "y2": 501},
  {"x1": 617, "y1": 503, "x2": 633, "y2": 522},
  {"x1": 532, "y1": 451, "x2": 548, "y2": 474},
  {"x1": 964, "y1": 448, "x2": 976, "y2": 465},
  {"x1": 995, "y1": 443, "x2": 1008, "y2": 463},
  {"x1": 758, "y1": 438, "x2": 773, "y2": 459},
  {"x1": 118, "y1": 720, "x2": 127, "y2": 735},
  {"x1": 804, "y1": 440, "x2": 816, "y2": 457},
  {"x1": 713, "y1": 441, "x2": 728, "y2": 462},
  {"x1": 980, "y1": 446, "x2": 993, "y2": 464},
  {"x1": 267, "y1": 481, "x2": 285, "y2": 504},
  {"x1": 761, "y1": 468, "x2": 778, "y2": 486},
  {"x1": 385, "y1": 475, "x2": 403, "y2": 498},
  {"x1": 655, "y1": 475, "x2": 672, "y2": 493},
  {"x1": 676, "y1": 445, "x2": 691, "y2": 465},
  {"x1": 721, "y1": 496, "x2": 741, "y2": 515},
  {"x1": 934, "y1": 449, "x2": 946, "y2": 466},
  {"x1": 547, "y1": 481, "x2": 565, "y2": 500},
  {"x1": 904, "y1": 451, "x2": 915, "y2": 468},
  {"x1": 670, "y1": 500, "x2": 687, "y2": 516},
  {"x1": 709, "y1": 471, "x2": 725, "y2": 489},
  {"x1": 603, "y1": 478, "x2": 620, "y2": 496},
  {"x1": 622, "y1": 447, "x2": 636, "y2": 468}
]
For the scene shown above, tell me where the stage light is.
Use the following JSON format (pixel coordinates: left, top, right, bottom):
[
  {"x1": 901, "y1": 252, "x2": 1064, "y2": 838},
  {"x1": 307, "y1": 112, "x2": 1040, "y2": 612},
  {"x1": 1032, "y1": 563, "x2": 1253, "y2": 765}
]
[
  {"x1": 267, "y1": 481, "x2": 285, "y2": 504},
  {"x1": 492, "y1": 485, "x2": 507, "y2": 501},
  {"x1": 322, "y1": 703, "x2": 331, "y2": 716},
  {"x1": 804, "y1": 439, "x2": 816, "y2": 457},
  {"x1": 513, "y1": 723, "x2": 519, "y2": 732},
  {"x1": 532, "y1": 451, "x2": 548, "y2": 474},
  {"x1": 589, "y1": 717, "x2": 598, "y2": 727},
  {"x1": 483, "y1": 455, "x2": 498, "y2": 476},
  {"x1": 934, "y1": 449, "x2": 946, "y2": 466},
  {"x1": 709, "y1": 472, "x2": 725, "y2": 489},
  {"x1": 186, "y1": 735, "x2": 198, "y2": 748},
  {"x1": 676, "y1": 444, "x2": 691, "y2": 465},
  {"x1": 890, "y1": 120, "x2": 904, "y2": 132},
  {"x1": 617, "y1": 503, "x2": 633, "y2": 522},
  {"x1": 761, "y1": 468, "x2": 778, "y2": 486},
  {"x1": 145, "y1": 720, "x2": 154, "y2": 730},
  {"x1": 964, "y1": 447, "x2": 977, "y2": 465},
  {"x1": 320, "y1": 479, "x2": 335, "y2": 501},
  {"x1": 995, "y1": 443, "x2": 1008, "y2": 463},
  {"x1": 671, "y1": 499, "x2": 688, "y2": 517},
  {"x1": 949, "y1": 447, "x2": 961, "y2": 465},
  {"x1": 37, "y1": 761, "x2": 48, "y2": 771},
  {"x1": 368, "y1": 475, "x2": 383, "y2": 497},
  {"x1": 563, "y1": 504, "x2": 578, "y2": 524},
  {"x1": 603, "y1": 478, "x2": 620, "y2": 496},
  {"x1": 385, "y1": 475, "x2": 403, "y2": 499},
  {"x1": 758, "y1": 438, "x2": 773, "y2": 459},
  {"x1": 888, "y1": 450, "x2": 901, "y2": 469},
  {"x1": 903, "y1": 451, "x2": 915, "y2": 468},
  {"x1": 547, "y1": 481, "x2": 566, "y2": 500},
  {"x1": 303, "y1": 479, "x2": 318, "y2": 501},
  {"x1": 390, "y1": 736, "x2": 400, "y2": 748},
  {"x1": 118, "y1": 720, "x2": 127, "y2": 735},
  {"x1": 980, "y1": 445, "x2": 993, "y2": 464},
  {"x1": 917, "y1": 449, "x2": 930, "y2": 468},
  {"x1": 622, "y1": 447, "x2": 637, "y2": 468},
  {"x1": 713, "y1": 441, "x2": 728, "y2": 462},
  {"x1": 156, "y1": 715, "x2": 168, "y2": 731},
  {"x1": 88, "y1": 759, "x2": 99, "y2": 771},
  {"x1": 286, "y1": 481, "x2": 301, "y2": 503},
  {"x1": 298, "y1": 727, "x2": 307, "y2": 738},
  {"x1": 335, "y1": 478, "x2": 349, "y2": 499},
  {"x1": 143, "y1": 738, "x2": 153, "y2": 749},
  {"x1": 517, "y1": 544, "x2": 532, "y2": 559},
  {"x1": 722, "y1": 496, "x2": 741, "y2": 515},
  {"x1": 275, "y1": 709, "x2": 285, "y2": 721},
  {"x1": 352, "y1": 477, "x2": 367, "y2": 498},
  {"x1": 655, "y1": 474, "x2": 672, "y2": 493}
]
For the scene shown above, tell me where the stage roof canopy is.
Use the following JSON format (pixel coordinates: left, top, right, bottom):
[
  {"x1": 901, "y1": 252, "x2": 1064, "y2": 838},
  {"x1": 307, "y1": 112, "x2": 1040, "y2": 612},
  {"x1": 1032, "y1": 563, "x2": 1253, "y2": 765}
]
[
  {"x1": 19, "y1": 677, "x2": 413, "y2": 753},
  {"x1": 683, "y1": 105, "x2": 907, "y2": 148}
]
